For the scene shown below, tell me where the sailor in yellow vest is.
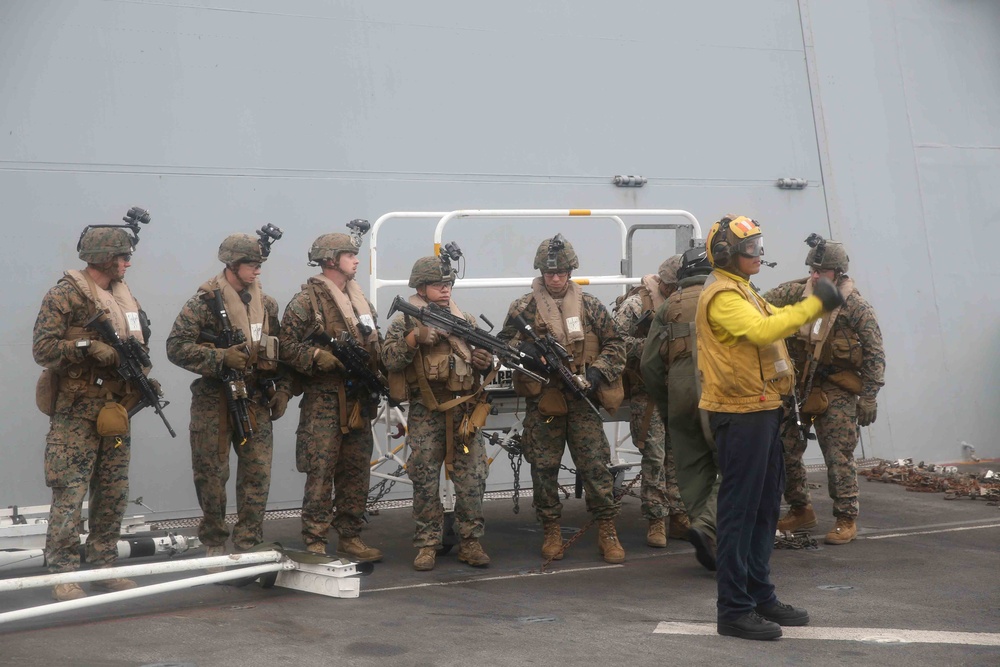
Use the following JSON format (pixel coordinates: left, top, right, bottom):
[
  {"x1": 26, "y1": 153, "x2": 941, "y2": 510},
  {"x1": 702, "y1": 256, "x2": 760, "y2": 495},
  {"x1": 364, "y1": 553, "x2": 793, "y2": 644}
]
[{"x1": 696, "y1": 215, "x2": 843, "y2": 640}]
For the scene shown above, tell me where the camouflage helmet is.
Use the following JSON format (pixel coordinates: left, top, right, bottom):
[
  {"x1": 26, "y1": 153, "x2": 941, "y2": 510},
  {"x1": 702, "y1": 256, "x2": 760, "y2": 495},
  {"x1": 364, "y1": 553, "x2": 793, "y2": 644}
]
[
  {"x1": 657, "y1": 255, "x2": 683, "y2": 286},
  {"x1": 78, "y1": 227, "x2": 134, "y2": 264},
  {"x1": 308, "y1": 233, "x2": 359, "y2": 266},
  {"x1": 532, "y1": 234, "x2": 579, "y2": 272},
  {"x1": 806, "y1": 239, "x2": 849, "y2": 273},
  {"x1": 408, "y1": 256, "x2": 456, "y2": 288},
  {"x1": 218, "y1": 233, "x2": 265, "y2": 265}
]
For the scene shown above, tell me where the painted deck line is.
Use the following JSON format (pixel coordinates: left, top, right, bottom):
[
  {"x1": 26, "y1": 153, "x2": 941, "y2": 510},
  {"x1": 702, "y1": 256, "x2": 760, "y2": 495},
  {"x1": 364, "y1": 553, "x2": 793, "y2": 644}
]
[
  {"x1": 365, "y1": 563, "x2": 623, "y2": 593},
  {"x1": 862, "y1": 523, "x2": 1000, "y2": 540},
  {"x1": 653, "y1": 622, "x2": 1000, "y2": 645}
]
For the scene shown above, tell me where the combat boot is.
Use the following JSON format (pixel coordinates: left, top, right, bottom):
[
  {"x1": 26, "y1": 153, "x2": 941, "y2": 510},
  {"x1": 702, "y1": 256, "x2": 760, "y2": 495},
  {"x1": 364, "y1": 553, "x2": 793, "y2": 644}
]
[
  {"x1": 337, "y1": 536, "x2": 383, "y2": 563},
  {"x1": 91, "y1": 577, "x2": 138, "y2": 592},
  {"x1": 824, "y1": 517, "x2": 857, "y2": 545},
  {"x1": 668, "y1": 512, "x2": 691, "y2": 540},
  {"x1": 597, "y1": 519, "x2": 625, "y2": 564},
  {"x1": 413, "y1": 547, "x2": 436, "y2": 571},
  {"x1": 457, "y1": 539, "x2": 491, "y2": 567},
  {"x1": 305, "y1": 542, "x2": 327, "y2": 555},
  {"x1": 777, "y1": 504, "x2": 817, "y2": 532},
  {"x1": 52, "y1": 583, "x2": 87, "y2": 602},
  {"x1": 646, "y1": 518, "x2": 667, "y2": 548},
  {"x1": 541, "y1": 522, "x2": 564, "y2": 560}
]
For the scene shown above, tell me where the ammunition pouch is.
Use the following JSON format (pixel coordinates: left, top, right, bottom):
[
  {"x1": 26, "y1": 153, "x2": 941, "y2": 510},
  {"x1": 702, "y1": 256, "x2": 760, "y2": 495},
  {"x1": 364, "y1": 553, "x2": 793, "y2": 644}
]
[
  {"x1": 347, "y1": 399, "x2": 367, "y2": 431},
  {"x1": 821, "y1": 334, "x2": 863, "y2": 370},
  {"x1": 826, "y1": 369, "x2": 863, "y2": 395},
  {"x1": 595, "y1": 376, "x2": 625, "y2": 413},
  {"x1": 388, "y1": 370, "x2": 409, "y2": 403},
  {"x1": 256, "y1": 333, "x2": 280, "y2": 372},
  {"x1": 800, "y1": 387, "x2": 829, "y2": 416},
  {"x1": 512, "y1": 371, "x2": 544, "y2": 399},
  {"x1": 35, "y1": 369, "x2": 59, "y2": 416},
  {"x1": 537, "y1": 387, "x2": 569, "y2": 417},
  {"x1": 96, "y1": 401, "x2": 130, "y2": 437}
]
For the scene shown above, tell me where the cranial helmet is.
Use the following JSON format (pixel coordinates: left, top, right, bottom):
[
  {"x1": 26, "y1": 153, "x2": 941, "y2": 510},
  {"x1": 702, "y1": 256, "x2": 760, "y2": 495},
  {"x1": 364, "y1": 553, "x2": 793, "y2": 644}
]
[
  {"x1": 705, "y1": 214, "x2": 763, "y2": 268},
  {"x1": 309, "y1": 233, "x2": 359, "y2": 266},
  {"x1": 218, "y1": 233, "x2": 265, "y2": 265},
  {"x1": 533, "y1": 234, "x2": 579, "y2": 272},
  {"x1": 409, "y1": 256, "x2": 456, "y2": 288},
  {"x1": 657, "y1": 255, "x2": 683, "y2": 286},
  {"x1": 678, "y1": 245, "x2": 713, "y2": 280},
  {"x1": 805, "y1": 236, "x2": 849, "y2": 273},
  {"x1": 78, "y1": 228, "x2": 134, "y2": 264}
]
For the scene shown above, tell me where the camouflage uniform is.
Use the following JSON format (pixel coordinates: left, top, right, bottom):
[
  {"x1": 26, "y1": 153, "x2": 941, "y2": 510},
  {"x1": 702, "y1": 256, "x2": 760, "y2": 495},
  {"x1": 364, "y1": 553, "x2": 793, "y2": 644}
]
[
  {"x1": 279, "y1": 285, "x2": 380, "y2": 549},
  {"x1": 32, "y1": 279, "x2": 142, "y2": 572},
  {"x1": 381, "y1": 311, "x2": 488, "y2": 549},
  {"x1": 612, "y1": 289, "x2": 685, "y2": 521},
  {"x1": 166, "y1": 284, "x2": 288, "y2": 552},
  {"x1": 498, "y1": 294, "x2": 626, "y2": 523},
  {"x1": 764, "y1": 278, "x2": 885, "y2": 519}
]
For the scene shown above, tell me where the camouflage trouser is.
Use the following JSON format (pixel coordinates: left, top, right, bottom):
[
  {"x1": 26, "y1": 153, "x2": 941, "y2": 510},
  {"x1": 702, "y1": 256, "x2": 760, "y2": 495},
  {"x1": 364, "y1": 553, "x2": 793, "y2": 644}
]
[
  {"x1": 190, "y1": 397, "x2": 273, "y2": 551},
  {"x1": 629, "y1": 392, "x2": 685, "y2": 519},
  {"x1": 782, "y1": 382, "x2": 859, "y2": 518},
  {"x1": 295, "y1": 390, "x2": 374, "y2": 546},
  {"x1": 406, "y1": 401, "x2": 487, "y2": 548},
  {"x1": 44, "y1": 408, "x2": 130, "y2": 572},
  {"x1": 522, "y1": 394, "x2": 619, "y2": 523}
]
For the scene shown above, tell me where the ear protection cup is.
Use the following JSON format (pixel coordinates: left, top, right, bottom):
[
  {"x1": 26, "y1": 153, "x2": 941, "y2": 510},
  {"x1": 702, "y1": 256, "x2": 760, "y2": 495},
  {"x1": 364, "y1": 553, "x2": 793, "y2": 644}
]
[{"x1": 710, "y1": 216, "x2": 735, "y2": 267}]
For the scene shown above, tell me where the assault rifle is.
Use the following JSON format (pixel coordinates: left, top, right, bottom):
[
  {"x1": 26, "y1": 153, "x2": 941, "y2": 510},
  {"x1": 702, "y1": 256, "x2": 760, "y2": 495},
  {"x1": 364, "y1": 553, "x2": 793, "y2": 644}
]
[
  {"x1": 85, "y1": 311, "x2": 176, "y2": 438},
  {"x1": 386, "y1": 296, "x2": 547, "y2": 386},
  {"x1": 308, "y1": 330, "x2": 399, "y2": 408},
  {"x1": 198, "y1": 289, "x2": 254, "y2": 446},
  {"x1": 510, "y1": 313, "x2": 602, "y2": 418}
]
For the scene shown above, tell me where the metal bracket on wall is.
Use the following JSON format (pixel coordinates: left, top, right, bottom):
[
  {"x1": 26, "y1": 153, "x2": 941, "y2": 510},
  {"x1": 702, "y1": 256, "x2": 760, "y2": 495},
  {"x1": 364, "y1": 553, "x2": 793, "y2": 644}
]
[
  {"x1": 776, "y1": 177, "x2": 808, "y2": 189},
  {"x1": 612, "y1": 175, "x2": 646, "y2": 187}
]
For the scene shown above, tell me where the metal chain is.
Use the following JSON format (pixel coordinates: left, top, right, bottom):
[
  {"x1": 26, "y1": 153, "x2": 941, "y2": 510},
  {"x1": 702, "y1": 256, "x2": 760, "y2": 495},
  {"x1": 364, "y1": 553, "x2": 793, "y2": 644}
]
[
  {"x1": 366, "y1": 464, "x2": 407, "y2": 510},
  {"x1": 774, "y1": 531, "x2": 818, "y2": 550}
]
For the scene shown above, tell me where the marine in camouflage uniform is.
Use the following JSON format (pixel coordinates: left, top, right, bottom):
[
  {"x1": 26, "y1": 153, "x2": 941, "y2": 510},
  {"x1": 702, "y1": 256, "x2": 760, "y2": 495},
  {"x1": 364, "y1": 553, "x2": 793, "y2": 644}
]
[
  {"x1": 763, "y1": 237, "x2": 885, "y2": 545},
  {"x1": 497, "y1": 235, "x2": 627, "y2": 564},
  {"x1": 381, "y1": 256, "x2": 495, "y2": 571},
  {"x1": 32, "y1": 225, "x2": 157, "y2": 600},
  {"x1": 279, "y1": 231, "x2": 383, "y2": 562},
  {"x1": 612, "y1": 256, "x2": 688, "y2": 548},
  {"x1": 166, "y1": 233, "x2": 290, "y2": 555}
]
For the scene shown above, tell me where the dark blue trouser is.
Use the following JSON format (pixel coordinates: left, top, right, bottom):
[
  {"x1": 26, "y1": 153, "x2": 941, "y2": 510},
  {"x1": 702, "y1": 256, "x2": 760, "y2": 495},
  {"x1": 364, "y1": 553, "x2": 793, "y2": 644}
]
[{"x1": 711, "y1": 408, "x2": 785, "y2": 621}]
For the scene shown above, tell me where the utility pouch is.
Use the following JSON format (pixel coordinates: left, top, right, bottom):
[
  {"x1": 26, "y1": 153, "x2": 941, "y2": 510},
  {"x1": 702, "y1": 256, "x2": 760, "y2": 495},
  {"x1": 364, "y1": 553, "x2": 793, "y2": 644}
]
[
  {"x1": 35, "y1": 369, "x2": 59, "y2": 416},
  {"x1": 445, "y1": 355, "x2": 474, "y2": 393},
  {"x1": 388, "y1": 370, "x2": 409, "y2": 403},
  {"x1": 459, "y1": 398, "x2": 491, "y2": 443},
  {"x1": 800, "y1": 387, "x2": 829, "y2": 416},
  {"x1": 826, "y1": 369, "x2": 863, "y2": 395},
  {"x1": 512, "y1": 371, "x2": 543, "y2": 399},
  {"x1": 348, "y1": 400, "x2": 367, "y2": 431},
  {"x1": 596, "y1": 376, "x2": 625, "y2": 413},
  {"x1": 537, "y1": 387, "x2": 569, "y2": 417},
  {"x1": 257, "y1": 334, "x2": 280, "y2": 372},
  {"x1": 96, "y1": 401, "x2": 130, "y2": 437},
  {"x1": 826, "y1": 337, "x2": 863, "y2": 370}
]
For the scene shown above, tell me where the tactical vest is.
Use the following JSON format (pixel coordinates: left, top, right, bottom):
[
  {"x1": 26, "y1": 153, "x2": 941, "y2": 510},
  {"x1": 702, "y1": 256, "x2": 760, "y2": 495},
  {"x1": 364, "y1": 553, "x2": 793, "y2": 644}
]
[
  {"x1": 661, "y1": 275, "x2": 706, "y2": 366},
  {"x1": 617, "y1": 285, "x2": 655, "y2": 395},
  {"x1": 306, "y1": 282, "x2": 380, "y2": 376},
  {"x1": 695, "y1": 273, "x2": 794, "y2": 412}
]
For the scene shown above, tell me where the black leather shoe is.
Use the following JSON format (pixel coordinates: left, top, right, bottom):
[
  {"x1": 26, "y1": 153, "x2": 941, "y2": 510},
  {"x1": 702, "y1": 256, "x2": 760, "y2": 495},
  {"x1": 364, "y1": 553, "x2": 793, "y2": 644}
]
[
  {"x1": 756, "y1": 601, "x2": 810, "y2": 626},
  {"x1": 717, "y1": 611, "x2": 782, "y2": 640},
  {"x1": 688, "y1": 527, "x2": 717, "y2": 572}
]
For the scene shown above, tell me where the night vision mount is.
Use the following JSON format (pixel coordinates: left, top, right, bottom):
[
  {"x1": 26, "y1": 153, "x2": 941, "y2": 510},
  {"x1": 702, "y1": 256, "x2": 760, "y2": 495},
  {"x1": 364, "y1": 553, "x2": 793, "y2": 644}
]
[
  {"x1": 440, "y1": 240, "x2": 464, "y2": 278},
  {"x1": 347, "y1": 218, "x2": 371, "y2": 248},
  {"x1": 804, "y1": 232, "x2": 827, "y2": 264},
  {"x1": 76, "y1": 206, "x2": 152, "y2": 251},
  {"x1": 546, "y1": 233, "x2": 567, "y2": 271},
  {"x1": 256, "y1": 223, "x2": 283, "y2": 258}
]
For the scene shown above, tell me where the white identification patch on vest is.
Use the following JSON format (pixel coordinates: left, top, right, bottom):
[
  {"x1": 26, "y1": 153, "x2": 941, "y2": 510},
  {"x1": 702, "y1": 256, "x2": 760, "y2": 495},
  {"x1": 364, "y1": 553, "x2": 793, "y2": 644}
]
[
  {"x1": 812, "y1": 319, "x2": 823, "y2": 336},
  {"x1": 125, "y1": 311, "x2": 141, "y2": 333},
  {"x1": 774, "y1": 359, "x2": 789, "y2": 374},
  {"x1": 250, "y1": 323, "x2": 263, "y2": 343},
  {"x1": 359, "y1": 313, "x2": 375, "y2": 332},
  {"x1": 565, "y1": 316, "x2": 582, "y2": 335}
]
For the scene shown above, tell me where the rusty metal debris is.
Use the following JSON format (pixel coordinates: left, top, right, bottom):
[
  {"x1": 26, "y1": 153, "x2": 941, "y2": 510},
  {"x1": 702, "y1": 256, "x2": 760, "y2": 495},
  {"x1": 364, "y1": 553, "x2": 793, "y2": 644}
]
[
  {"x1": 774, "y1": 531, "x2": 818, "y2": 550},
  {"x1": 859, "y1": 459, "x2": 1000, "y2": 505}
]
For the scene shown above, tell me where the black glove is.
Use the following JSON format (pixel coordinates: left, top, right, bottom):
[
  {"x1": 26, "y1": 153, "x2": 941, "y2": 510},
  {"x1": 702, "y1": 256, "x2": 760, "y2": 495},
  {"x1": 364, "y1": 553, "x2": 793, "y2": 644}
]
[
  {"x1": 813, "y1": 278, "x2": 844, "y2": 312},
  {"x1": 585, "y1": 367, "x2": 604, "y2": 396},
  {"x1": 516, "y1": 341, "x2": 547, "y2": 373}
]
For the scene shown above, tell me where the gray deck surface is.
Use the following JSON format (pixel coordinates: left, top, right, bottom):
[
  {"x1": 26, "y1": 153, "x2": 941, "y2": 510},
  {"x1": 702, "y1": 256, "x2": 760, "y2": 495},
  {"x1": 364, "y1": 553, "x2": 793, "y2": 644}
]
[{"x1": 2, "y1": 466, "x2": 998, "y2": 667}]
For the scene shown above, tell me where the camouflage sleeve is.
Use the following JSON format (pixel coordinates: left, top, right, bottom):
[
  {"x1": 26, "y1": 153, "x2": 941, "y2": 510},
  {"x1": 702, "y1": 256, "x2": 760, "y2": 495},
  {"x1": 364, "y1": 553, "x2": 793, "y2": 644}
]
[
  {"x1": 497, "y1": 294, "x2": 534, "y2": 344},
  {"x1": 612, "y1": 293, "x2": 646, "y2": 362},
  {"x1": 763, "y1": 280, "x2": 806, "y2": 308},
  {"x1": 380, "y1": 313, "x2": 416, "y2": 373},
  {"x1": 585, "y1": 294, "x2": 625, "y2": 382},
  {"x1": 640, "y1": 300, "x2": 670, "y2": 415},
  {"x1": 278, "y1": 290, "x2": 322, "y2": 375},
  {"x1": 31, "y1": 281, "x2": 90, "y2": 369},
  {"x1": 262, "y1": 294, "x2": 292, "y2": 395},
  {"x1": 847, "y1": 291, "x2": 886, "y2": 398},
  {"x1": 165, "y1": 292, "x2": 226, "y2": 378}
]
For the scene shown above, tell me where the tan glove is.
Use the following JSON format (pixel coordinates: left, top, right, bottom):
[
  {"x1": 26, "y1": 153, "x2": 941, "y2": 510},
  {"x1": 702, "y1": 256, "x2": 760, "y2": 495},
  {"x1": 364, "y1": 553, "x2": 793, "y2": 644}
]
[
  {"x1": 471, "y1": 348, "x2": 493, "y2": 371},
  {"x1": 857, "y1": 395, "x2": 877, "y2": 426},
  {"x1": 148, "y1": 378, "x2": 163, "y2": 398},
  {"x1": 268, "y1": 391, "x2": 291, "y2": 421},
  {"x1": 314, "y1": 349, "x2": 343, "y2": 373},
  {"x1": 414, "y1": 325, "x2": 440, "y2": 346},
  {"x1": 89, "y1": 341, "x2": 120, "y2": 367},
  {"x1": 223, "y1": 345, "x2": 249, "y2": 370}
]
